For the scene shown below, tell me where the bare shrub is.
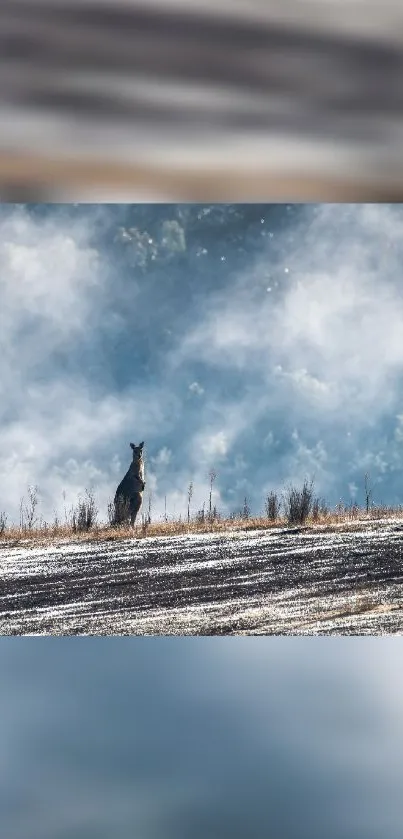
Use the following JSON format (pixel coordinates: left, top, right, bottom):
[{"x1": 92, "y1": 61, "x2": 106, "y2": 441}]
[
  {"x1": 107, "y1": 500, "x2": 115, "y2": 526},
  {"x1": 311, "y1": 497, "x2": 329, "y2": 521},
  {"x1": 141, "y1": 516, "x2": 150, "y2": 536},
  {"x1": 62, "y1": 490, "x2": 69, "y2": 526},
  {"x1": 370, "y1": 504, "x2": 393, "y2": 520},
  {"x1": 196, "y1": 502, "x2": 206, "y2": 524},
  {"x1": 187, "y1": 482, "x2": 193, "y2": 525},
  {"x1": 347, "y1": 501, "x2": 360, "y2": 520},
  {"x1": 265, "y1": 491, "x2": 280, "y2": 521},
  {"x1": 208, "y1": 469, "x2": 217, "y2": 520},
  {"x1": 72, "y1": 489, "x2": 98, "y2": 533},
  {"x1": 320, "y1": 500, "x2": 330, "y2": 517},
  {"x1": 206, "y1": 503, "x2": 220, "y2": 527},
  {"x1": 335, "y1": 501, "x2": 346, "y2": 520},
  {"x1": 19, "y1": 485, "x2": 40, "y2": 531},
  {"x1": 0, "y1": 511, "x2": 7, "y2": 536},
  {"x1": 283, "y1": 479, "x2": 314, "y2": 525},
  {"x1": 241, "y1": 497, "x2": 250, "y2": 520},
  {"x1": 364, "y1": 472, "x2": 373, "y2": 514},
  {"x1": 311, "y1": 497, "x2": 320, "y2": 521}
]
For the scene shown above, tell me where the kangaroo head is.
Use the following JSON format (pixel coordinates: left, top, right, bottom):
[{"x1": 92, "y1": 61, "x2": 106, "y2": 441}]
[{"x1": 130, "y1": 441, "x2": 144, "y2": 461}]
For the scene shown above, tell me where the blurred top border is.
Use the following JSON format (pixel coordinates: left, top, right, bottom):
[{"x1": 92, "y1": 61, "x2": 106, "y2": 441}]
[{"x1": 2, "y1": 0, "x2": 403, "y2": 202}]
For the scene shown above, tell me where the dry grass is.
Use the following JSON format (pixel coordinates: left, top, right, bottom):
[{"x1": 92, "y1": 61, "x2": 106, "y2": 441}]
[
  {"x1": 0, "y1": 516, "x2": 279, "y2": 547},
  {"x1": 1, "y1": 505, "x2": 403, "y2": 548}
]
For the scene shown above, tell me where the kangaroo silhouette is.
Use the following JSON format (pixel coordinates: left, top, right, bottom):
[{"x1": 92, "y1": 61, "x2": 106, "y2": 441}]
[{"x1": 114, "y1": 442, "x2": 145, "y2": 526}]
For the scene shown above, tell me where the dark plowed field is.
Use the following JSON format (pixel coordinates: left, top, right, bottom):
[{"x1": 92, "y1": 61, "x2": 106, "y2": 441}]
[{"x1": 1, "y1": 520, "x2": 403, "y2": 634}]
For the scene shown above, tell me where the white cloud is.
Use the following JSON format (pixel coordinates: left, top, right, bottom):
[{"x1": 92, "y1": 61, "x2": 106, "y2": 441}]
[
  {"x1": 198, "y1": 430, "x2": 229, "y2": 460},
  {"x1": 188, "y1": 381, "x2": 204, "y2": 395},
  {"x1": 1, "y1": 212, "x2": 99, "y2": 353},
  {"x1": 168, "y1": 204, "x2": 403, "y2": 505},
  {"x1": 151, "y1": 446, "x2": 173, "y2": 467},
  {"x1": 176, "y1": 205, "x2": 403, "y2": 421}
]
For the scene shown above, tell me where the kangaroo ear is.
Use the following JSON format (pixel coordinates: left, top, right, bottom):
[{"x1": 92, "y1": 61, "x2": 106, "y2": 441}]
[
  {"x1": 139, "y1": 441, "x2": 144, "y2": 449},
  {"x1": 130, "y1": 443, "x2": 135, "y2": 450}
]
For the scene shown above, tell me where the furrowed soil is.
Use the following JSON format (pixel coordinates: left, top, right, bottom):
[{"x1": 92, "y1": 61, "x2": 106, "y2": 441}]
[{"x1": 1, "y1": 519, "x2": 403, "y2": 635}]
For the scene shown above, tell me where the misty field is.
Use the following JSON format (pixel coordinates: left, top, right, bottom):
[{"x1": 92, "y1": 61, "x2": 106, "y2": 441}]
[{"x1": 1, "y1": 518, "x2": 403, "y2": 635}]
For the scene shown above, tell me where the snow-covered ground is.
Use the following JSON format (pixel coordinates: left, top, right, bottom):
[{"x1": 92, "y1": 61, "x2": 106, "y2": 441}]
[{"x1": 1, "y1": 518, "x2": 403, "y2": 635}]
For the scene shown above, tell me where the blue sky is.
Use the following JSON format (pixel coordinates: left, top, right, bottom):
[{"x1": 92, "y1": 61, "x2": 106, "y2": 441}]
[
  {"x1": 1, "y1": 637, "x2": 403, "y2": 838},
  {"x1": 2, "y1": 202, "x2": 403, "y2": 525}
]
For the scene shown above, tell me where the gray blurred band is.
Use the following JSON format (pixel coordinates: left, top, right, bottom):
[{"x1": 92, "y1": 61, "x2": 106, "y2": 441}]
[{"x1": 1, "y1": 0, "x2": 403, "y2": 200}]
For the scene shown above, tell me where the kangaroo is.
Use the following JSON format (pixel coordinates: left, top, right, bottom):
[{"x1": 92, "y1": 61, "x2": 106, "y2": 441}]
[{"x1": 114, "y1": 442, "x2": 145, "y2": 526}]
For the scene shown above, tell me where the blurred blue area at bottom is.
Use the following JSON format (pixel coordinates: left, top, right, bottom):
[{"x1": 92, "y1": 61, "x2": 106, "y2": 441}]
[{"x1": 0, "y1": 637, "x2": 402, "y2": 839}]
